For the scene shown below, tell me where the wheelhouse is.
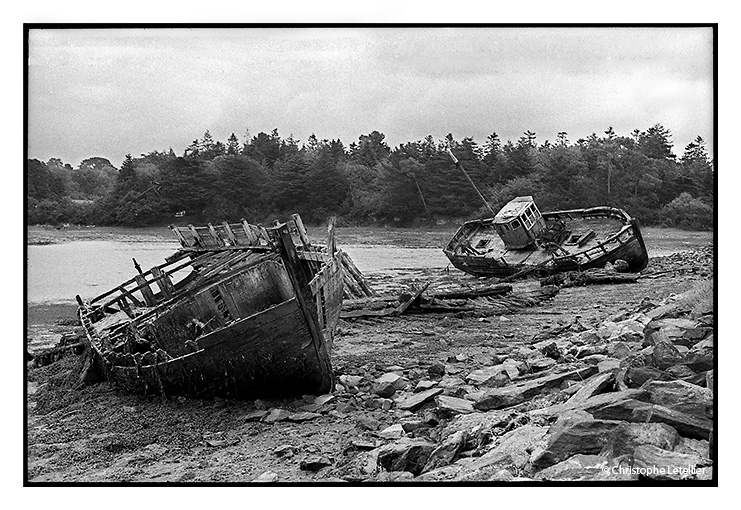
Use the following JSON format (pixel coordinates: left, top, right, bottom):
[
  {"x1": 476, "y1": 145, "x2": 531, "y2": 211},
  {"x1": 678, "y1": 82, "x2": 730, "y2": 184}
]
[{"x1": 493, "y1": 196, "x2": 546, "y2": 249}]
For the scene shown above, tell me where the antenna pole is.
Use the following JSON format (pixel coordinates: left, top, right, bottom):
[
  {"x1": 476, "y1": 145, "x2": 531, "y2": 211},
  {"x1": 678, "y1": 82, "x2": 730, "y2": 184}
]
[{"x1": 445, "y1": 146, "x2": 496, "y2": 215}]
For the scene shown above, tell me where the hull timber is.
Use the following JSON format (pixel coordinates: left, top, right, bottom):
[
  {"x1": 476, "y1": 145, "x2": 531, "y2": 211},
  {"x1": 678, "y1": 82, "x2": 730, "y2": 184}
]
[
  {"x1": 444, "y1": 206, "x2": 649, "y2": 278},
  {"x1": 77, "y1": 217, "x2": 344, "y2": 399}
]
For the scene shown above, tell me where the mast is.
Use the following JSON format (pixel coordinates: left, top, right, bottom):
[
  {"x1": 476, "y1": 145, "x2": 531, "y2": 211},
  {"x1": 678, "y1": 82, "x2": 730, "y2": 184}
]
[{"x1": 445, "y1": 146, "x2": 496, "y2": 215}]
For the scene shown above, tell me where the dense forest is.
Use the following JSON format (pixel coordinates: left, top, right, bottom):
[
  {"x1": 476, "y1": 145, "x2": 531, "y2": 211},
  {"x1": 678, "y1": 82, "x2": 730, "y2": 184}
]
[{"x1": 26, "y1": 125, "x2": 714, "y2": 230}]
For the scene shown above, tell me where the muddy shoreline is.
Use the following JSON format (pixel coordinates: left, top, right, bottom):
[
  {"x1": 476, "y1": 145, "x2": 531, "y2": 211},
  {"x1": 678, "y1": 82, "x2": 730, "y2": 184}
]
[{"x1": 25, "y1": 242, "x2": 714, "y2": 483}]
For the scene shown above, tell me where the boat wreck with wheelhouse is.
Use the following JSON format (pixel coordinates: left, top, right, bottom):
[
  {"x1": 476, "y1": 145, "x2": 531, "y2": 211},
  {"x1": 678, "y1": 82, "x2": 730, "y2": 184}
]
[
  {"x1": 441, "y1": 147, "x2": 649, "y2": 279},
  {"x1": 76, "y1": 215, "x2": 361, "y2": 399},
  {"x1": 444, "y1": 195, "x2": 649, "y2": 278}
]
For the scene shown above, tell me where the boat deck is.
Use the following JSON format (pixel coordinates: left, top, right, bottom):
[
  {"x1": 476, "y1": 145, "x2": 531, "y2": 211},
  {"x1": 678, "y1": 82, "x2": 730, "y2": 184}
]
[{"x1": 467, "y1": 216, "x2": 625, "y2": 265}]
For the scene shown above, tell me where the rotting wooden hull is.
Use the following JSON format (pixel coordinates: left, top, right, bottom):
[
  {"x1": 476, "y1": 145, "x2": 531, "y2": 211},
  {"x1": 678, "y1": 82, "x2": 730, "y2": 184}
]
[
  {"x1": 78, "y1": 219, "x2": 343, "y2": 399},
  {"x1": 84, "y1": 299, "x2": 332, "y2": 399},
  {"x1": 444, "y1": 206, "x2": 649, "y2": 278}
]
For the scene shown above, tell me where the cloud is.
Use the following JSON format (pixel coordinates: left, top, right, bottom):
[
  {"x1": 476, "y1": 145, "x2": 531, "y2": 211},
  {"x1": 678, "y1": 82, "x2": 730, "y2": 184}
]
[{"x1": 27, "y1": 27, "x2": 714, "y2": 167}]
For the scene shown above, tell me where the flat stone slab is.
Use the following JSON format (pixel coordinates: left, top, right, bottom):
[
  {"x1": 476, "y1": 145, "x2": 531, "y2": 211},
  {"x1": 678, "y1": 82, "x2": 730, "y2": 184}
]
[
  {"x1": 396, "y1": 387, "x2": 444, "y2": 411},
  {"x1": 436, "y1": 395, "x2": 474, "y2": 415}
]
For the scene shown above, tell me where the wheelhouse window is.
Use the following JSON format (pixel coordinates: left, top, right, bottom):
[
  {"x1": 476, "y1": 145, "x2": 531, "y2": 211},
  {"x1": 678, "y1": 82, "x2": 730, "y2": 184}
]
[{"x1": 511, "y1": 219, "x2": 521, "y2": 230}]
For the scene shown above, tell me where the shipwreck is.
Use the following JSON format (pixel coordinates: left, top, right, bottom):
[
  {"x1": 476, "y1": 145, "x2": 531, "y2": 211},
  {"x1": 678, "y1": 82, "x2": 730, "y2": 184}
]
[
  {"x1": 442, "y1": 149, "x2": 649, "y2": 278},
  {"x1": 76, "y1": 215, "x2": 370, "y2": 399}
]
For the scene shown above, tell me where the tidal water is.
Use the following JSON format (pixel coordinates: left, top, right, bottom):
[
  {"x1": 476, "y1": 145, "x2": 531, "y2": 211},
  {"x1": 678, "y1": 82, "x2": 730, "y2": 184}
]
[
  {"x1": 26, "y1": 240, "x2": 449, "y2": 305},
  {"x1": 26, "y1": 225, "x2": 712, "y2": 305}
]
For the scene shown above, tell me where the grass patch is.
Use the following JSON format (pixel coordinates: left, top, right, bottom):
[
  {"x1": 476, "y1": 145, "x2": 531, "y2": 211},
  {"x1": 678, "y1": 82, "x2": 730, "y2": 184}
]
[{"x1": 677, "y1": 279, "x2": 714, "y2": 318}]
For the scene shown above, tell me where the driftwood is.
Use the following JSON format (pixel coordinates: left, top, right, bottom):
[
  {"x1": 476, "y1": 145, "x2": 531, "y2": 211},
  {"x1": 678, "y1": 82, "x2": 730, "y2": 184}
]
[
  {"x1": 540, "y1": 269, "x2": 639, "y2": 288},
  {"x1": 339, "y1": 283, "x2": 560, "y2": 320},
  {"x1": 430, "y1": 283, "x2": 512, "y2": 300}
]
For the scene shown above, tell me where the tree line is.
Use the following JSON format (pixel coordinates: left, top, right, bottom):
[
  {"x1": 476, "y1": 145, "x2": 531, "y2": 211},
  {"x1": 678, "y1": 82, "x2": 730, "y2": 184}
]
[{"x1": 26, "y1": 124, "x2": 714, "y2": 230}]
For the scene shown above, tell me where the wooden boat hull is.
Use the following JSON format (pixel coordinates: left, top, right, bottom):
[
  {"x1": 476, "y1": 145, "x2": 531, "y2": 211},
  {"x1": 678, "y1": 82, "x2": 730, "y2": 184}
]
[
  {"x1": 89, "y1": 299, "x2": 332, "y2": 399},
  {"x1": 78, "y1": 219, "x2": 343, "y2": 400},
  {"x1": 444, "y1": 207, "x2": 649, "y2": 278}
]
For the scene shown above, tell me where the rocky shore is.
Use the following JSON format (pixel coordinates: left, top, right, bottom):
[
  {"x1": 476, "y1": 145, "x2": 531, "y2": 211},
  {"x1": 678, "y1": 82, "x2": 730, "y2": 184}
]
[{"x1": 26, "y1": 248, "x2": 714, "y2": 483}]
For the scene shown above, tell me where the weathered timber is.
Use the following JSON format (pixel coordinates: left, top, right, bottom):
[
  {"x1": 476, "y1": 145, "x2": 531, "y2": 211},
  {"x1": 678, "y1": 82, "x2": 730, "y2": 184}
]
[
  {"x1": 326, "y1": 216, "x2": 336, "y2": 255},
  {"x1": 394, "y1": 282, "x2": 431, "y2": 316},
  {"x1": 430, "y1": 283, "x2": 512, "y2": 300},
  {"x1": 150, "y1": 266, "x2": 173, "y2": 299},
  {"x1": 275, "y1": 224, "x2": 333, "y2": 392},
  {"x1": 134, "y1": 274, "x2": 157, "y2": 306},
  {"x1": 541, "y1": 270, "x2": 640, "y2": 288},
  {"x1": 291, "y1": 213, "x2": 311, "y2": 248},
  {"x1": 339, "y1": 251, "x2": 375, "y2": 297},
  {"x1": 474, "y1": 366, "x2": 598, "y2": 411}
]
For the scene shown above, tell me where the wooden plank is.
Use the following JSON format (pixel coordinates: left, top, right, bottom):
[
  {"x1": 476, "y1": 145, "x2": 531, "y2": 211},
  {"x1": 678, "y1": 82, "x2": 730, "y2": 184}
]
[
  {"x1": 340, "y1": 251, "x2": 375, "y2": 297},
  {"x1": 208, "y1": 223, "x2": 224, "y2": 246},
  {"x1": 394, "y1": 281, "x2": 431, "y2": 316},
  {"x1": 135, "y1": 274, "x2": 157, "y2": 306},
  {"x1": 188, "y1": 224, "x2": 204, "y2": 247},
  {"x1": 170, "y1": 225, "x2": 188, "y2": 246},
  {"x1": 308, "y1": 257, "x2": 340, "y2": 295},
  {"x1": 241, "y1": 219, "x2": 259, "y2": 244},
  {"x1": 118, "y1": 285, "x2": 143, "y2": 307},
  {"x1": 222, "y1": 221, "x2": 238, "y2": 245},
  {"x1": 291, "y1": 213, "x2": 311, "y2": 248},
  {"x1": 326, "y1": 217, "x2": 336, "y2": 255},
  {"x1": 298, "y1": 250, "x2": 330, "y2": 263},
  {"x1": 275, "y1": 224, "x2": 333, "y2": 390},
  {"x1": 151, "y1": 266, "x2": 174, "y2": 299}
]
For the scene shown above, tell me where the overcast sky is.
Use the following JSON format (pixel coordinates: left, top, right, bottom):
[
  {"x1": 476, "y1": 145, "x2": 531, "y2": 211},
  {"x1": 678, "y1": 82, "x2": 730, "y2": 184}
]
[{"x1": 27, "y1": 26, "x2": 714, "y2": 168}]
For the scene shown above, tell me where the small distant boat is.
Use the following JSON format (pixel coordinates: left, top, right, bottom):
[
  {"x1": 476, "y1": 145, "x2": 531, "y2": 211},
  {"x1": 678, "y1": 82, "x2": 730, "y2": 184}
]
[
  {"x1": 442, "y1": 149, "x2": 649, "y2": 279},
  {"x1": 77, "y1": 215, "x2": 353, "y2": 399}
]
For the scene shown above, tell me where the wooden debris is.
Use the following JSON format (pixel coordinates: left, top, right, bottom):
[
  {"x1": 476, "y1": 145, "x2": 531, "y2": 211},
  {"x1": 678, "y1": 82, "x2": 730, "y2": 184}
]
[
  {"x1": 340, "y1": 283, "x2": 559, "y2": 320},
  {"x1": 540, "y1": 269, "x2": 639, "y2": 288}
]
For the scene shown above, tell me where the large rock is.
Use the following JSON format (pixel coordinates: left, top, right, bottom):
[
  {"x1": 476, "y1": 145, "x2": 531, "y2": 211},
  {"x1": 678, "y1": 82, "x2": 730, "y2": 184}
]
[
  {"x1": 587, "y1": 398, "x2": 712, "y2": 440},
  {"x1": 414, "y1": 380, "x2": 438, "y2": 393},
  {"x1": 263, "y1": 408, "x2": 293, "y2": 423},
  {"x1": 334, "y1": 448, "x2": 382, "y2": 481},
  {"x1": 379, "y1": 424, "x2": 405, "y2": 440},
  {"x1": 530, "y1": 411, "x2": 624, "y2": 469},
  {"x1": 638, "y1": 380, "x2": 713, "y2": 418},
  {"x1": 600, "y1": 422, "x2": 680, "y2": 458},
  {"x1": 456, "y1": 425, "x2": 549, "y2": 481},
  {"x1": 625, "y1": 366, "x2": 670, "y2": 387},
  {"x1": 529, "y1": 388, "x2": 648, "y2": 418},
  {"x1": 565, "y1": 372, "x2": 615, "y2": 406},
  {"x1": 422, "y1": 430, "x2": 469, "y2": 474},
  {"x1": 439, "y1": 410, "x2": 510, "y2": 449},
  {"x1": 651, "y1": 341, "x2": 685, "y2": 370},
  {"x1": 375, "y1": 372, "x2": 409, "y2": 390},
  {"x1": 300, "y1": 456, "x2": 332, "y2": 472},
  {"x1": 474, "y1": 366, "x2": 598, "y2": 411},
  {"x1": 436, "y1": 395, "x2": 474, "y2": 415},
  {"x1": 632, "y1": 444, "x2": 712, "y2": 480},
  {"x1": 377, "y1": 437, "x2": 437, "y2": 476},
  {"x1": 466, "y1": 365, "x2": 513, "y2": 387},
  {"x1": 598, "y1": 319, "x2": 645, "y2": 343},
  {"x1": 372, "y1": 381, "x2": 397, "y2": 398}
]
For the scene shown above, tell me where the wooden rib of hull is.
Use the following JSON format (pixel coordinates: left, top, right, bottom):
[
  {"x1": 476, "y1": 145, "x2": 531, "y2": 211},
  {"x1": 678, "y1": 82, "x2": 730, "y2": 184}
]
[{"x1": 444, "y1": 207, "x2": 649, "y2": 278}]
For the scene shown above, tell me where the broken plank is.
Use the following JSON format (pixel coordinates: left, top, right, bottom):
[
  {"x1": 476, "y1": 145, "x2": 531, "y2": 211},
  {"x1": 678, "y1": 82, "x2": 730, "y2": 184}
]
[{"x1": 393, "y1": 281, "x2": 431, "y2": 316}]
